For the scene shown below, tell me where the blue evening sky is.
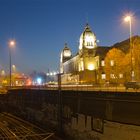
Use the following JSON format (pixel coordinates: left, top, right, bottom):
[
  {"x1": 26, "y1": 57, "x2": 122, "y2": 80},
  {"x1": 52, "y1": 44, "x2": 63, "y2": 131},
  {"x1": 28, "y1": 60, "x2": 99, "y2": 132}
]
[{"x1": 0, "y1": 0, "x2": 140, "y2": 74}]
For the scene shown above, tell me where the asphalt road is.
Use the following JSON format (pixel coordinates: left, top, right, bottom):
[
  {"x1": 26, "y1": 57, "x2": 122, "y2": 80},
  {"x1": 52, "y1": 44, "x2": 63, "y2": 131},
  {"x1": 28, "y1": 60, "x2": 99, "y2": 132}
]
[
  {"x1": 30, "y1": 85, "x2": 140, "y2": 92},
  {"x1": 5, "y1": 84, "x2": 140, "y2": 93}
]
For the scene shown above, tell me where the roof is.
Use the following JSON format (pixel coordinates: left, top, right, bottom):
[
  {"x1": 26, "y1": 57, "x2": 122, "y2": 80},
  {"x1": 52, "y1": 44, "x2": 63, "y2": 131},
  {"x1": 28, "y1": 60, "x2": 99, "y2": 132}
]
[
  {"x1": 111, "y1": 35, "x2": 140, "y2": 53},
  {"x1": 94, "y1": 46, "x2": 110, "y2": 57}
]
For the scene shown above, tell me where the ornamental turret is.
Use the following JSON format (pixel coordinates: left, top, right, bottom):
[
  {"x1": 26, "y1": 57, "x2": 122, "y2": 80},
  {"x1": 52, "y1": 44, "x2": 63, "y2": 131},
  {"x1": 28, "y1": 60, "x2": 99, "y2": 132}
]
[
  {"x1": 60, "y1": 43, "x2": 72, "y2": 73},
  {"x1": 79, "y1": 23, "x2": 97, "y2": 55}
]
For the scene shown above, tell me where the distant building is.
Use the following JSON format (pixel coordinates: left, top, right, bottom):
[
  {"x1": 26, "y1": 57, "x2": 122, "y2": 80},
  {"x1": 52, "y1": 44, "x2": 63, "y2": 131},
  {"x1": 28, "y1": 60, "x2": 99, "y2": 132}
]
[{"x1": 60, "y1": 24, "x2": 110, "y2": 84}]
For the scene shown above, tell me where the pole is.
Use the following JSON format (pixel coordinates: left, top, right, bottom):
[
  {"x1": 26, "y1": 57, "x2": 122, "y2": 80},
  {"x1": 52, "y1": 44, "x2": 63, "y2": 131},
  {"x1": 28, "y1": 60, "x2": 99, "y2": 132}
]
[
  {"x1": 9, "y1": 48, "x2": 11, "y2": 87},
  {"x1": 8, "y1": 40, "x2": 16, "y2": 87},
  {"x1": 57, "y1": 73, "x2": 62, "y2": 134},
  {"x1": 129, "y1": 19, "x2": 134, "y2": 81}
]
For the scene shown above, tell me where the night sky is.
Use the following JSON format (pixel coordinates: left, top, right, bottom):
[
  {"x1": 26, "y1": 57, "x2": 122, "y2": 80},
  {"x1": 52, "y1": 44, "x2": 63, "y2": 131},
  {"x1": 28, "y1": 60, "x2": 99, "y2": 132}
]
[{"x1": 0, "y1": 0, "x2": 140, "y2": 74}]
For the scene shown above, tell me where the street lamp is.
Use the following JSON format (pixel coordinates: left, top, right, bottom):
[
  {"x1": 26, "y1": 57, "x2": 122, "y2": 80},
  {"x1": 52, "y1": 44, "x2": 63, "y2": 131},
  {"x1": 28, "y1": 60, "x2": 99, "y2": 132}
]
[
  {"x1": 124, "y1": 15, "x2": 134, "y2": 81},
  {"x1": 8, "y1": 39, "x2": 16, "y2": 87},
  {"x1": 12, "y1": 64, "x2": 16, "y2": 73}
]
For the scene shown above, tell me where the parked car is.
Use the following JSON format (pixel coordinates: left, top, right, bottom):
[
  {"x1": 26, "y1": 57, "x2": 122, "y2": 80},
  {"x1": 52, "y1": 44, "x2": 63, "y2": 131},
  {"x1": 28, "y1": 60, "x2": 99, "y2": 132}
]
[{"x1": 124, "y1": 81, "x2": 140, "y2": 89}]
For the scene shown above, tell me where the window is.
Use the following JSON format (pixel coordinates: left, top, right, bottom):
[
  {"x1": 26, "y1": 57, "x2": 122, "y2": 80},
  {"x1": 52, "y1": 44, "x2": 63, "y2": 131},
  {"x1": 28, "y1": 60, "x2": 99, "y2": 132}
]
[
  {"x1": 110, "y1": 74, "x2": 115, "y2": 79},
  {"x1": 101, "y1": 60, "x2": 105, "y2": 66},
  {"x1": 110, "y1": 60, "x2": 114, "y2": 66},
  {"x1": 119, "y1": 74, "x2": 123, "y2": 78},
  {"x1": 101, "y1": 74, "x2": 106, "y2": 79},
  {"x1": 87, "y1": 42, "x2": 93, "y2": 46}
]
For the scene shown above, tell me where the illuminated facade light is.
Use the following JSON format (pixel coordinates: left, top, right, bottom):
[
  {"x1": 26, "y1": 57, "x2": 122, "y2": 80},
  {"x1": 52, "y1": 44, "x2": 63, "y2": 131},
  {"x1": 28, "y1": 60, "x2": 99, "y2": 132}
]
[{"x1": 87, "y1": 63, "x2": 95, "y2": 70}]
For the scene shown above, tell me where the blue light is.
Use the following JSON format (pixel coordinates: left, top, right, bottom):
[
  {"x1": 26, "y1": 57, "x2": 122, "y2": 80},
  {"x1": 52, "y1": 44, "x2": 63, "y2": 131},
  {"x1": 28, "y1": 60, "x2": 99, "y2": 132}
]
[{"x1": 37, "y1": 77, "x2": 42, "y2": 85}]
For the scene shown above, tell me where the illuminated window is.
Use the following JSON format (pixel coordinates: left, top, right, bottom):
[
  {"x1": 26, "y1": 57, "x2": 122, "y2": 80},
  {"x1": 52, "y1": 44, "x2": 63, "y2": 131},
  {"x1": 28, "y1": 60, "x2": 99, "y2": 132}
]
[
  {"x1": 132, "y1": 71, "x2": 135, "y2": 77},
  {"x1": 64, "y1": 50, "x2": 71, "y2": 57},
  {"x1": 110, "y1": 60, "x2": 114, "y2": 66},
  {"x1": 86, "y1": 41, "x2": 93, "y2": 46},
  {"x1": 84, "y1": 35, "x2": 95, "y2": 49},
  {"x1": 16, "y1": 81, "x2": 18, "y2": 85},
  {"x1": 79, "y1": 60, "x2": 84, "y2": 71},
  {"x1": 110, "y1": 74, "x2": 115, "y2": 79},
  {"x1": 101, "y1": 74, "x2": 106, "y2": 79},
  {"x1": 119, "y1": 74, "x2": 123, "y2": 78},
  {"x1": 101, "y1": 60, "x2": 105, "y2": 66}
]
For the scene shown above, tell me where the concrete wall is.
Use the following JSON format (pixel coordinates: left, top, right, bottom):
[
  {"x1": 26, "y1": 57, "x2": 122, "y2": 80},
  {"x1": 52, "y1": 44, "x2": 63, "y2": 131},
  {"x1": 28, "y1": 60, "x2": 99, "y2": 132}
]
[
  {"x1": 65, "y1": 115, "x2": 140, "y2": 140},
  {"x1": 0, "y1": 89, "x2": 140, "y2": 139}
]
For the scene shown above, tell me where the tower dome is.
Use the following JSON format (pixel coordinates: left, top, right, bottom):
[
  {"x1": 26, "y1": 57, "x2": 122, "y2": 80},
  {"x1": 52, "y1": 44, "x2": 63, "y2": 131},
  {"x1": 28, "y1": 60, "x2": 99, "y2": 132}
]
[
  {"x1": 63, "y1": 44, "x2": 72, "y2": 58},
  {"x1": 60, "y1": 43, "x2": 72, "y2": 63},
  {"x1": 79, "y1": 23, "x2": 97, "y2": 50}
]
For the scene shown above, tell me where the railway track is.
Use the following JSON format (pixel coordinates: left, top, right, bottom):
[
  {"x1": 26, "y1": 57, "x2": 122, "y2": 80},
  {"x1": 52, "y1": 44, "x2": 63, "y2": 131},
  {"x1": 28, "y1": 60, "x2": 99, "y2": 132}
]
[{"x1": 0, "y1": 112, "x2": 54, "y2": 140}]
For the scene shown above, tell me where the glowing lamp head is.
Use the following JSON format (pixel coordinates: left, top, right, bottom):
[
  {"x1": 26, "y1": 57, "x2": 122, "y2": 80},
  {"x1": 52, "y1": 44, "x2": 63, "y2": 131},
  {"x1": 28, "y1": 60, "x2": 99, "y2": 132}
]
[
  {"x1": 12, "y1": 65, "x2": 16, "y2": 69},
  {"x1": 124, "y1": 15, "x2": 131, "y2": 22},
  {"x1": 53, "y1": 72, "x2": 56, "y2": 75},
  {"x1": 1, "y1": 70, "x2": 5, "y2": 76},
  {"x1": 27, "y1": 79, "x2": 32, "y2": 86},
  {"x1": 9, "y1": 40, "x2": 16, "y2": 48},
  {"x1": 37, "y1": 77, "x2": 42, "y2": 85}
]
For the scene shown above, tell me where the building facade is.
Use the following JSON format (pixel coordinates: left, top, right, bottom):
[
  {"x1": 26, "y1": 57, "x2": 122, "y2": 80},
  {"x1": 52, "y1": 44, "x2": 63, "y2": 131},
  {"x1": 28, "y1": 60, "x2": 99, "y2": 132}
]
[{"x1": 60, "y1": 24, "x2": 110, "y2": 84}]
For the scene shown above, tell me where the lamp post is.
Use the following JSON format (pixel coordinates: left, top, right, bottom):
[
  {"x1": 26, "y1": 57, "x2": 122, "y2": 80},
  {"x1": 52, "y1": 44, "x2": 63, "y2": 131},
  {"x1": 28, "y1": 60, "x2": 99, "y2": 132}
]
[
  {"x1": 8, "y1": 40, "x2": 16, "y2": 87},
  {"x1": 124, "y1": 15, "x2": 134, "y2": 81},
  {"x1": 57, "y1": 73, "x2": 62, "y2": 134}
]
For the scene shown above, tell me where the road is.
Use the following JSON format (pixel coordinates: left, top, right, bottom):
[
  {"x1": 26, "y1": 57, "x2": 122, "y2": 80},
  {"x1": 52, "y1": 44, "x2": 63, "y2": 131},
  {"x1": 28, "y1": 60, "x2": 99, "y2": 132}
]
[
  {"x1": 24, "y1": 84, "x2": 140, "y2": 92},
  {"x1": 1, "y1": 84, "x2": 140, "y2": 94}
]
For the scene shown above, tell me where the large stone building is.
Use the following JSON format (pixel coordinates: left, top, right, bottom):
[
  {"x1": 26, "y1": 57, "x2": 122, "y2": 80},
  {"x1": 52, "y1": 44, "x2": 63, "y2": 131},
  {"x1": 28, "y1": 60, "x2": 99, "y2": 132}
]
[
  {"x1": 60, "y1": 23, "x2": 140, "y2": 84},
  {"x1": 60, "y1": 24, "x2": 110, "y2": 84}
]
